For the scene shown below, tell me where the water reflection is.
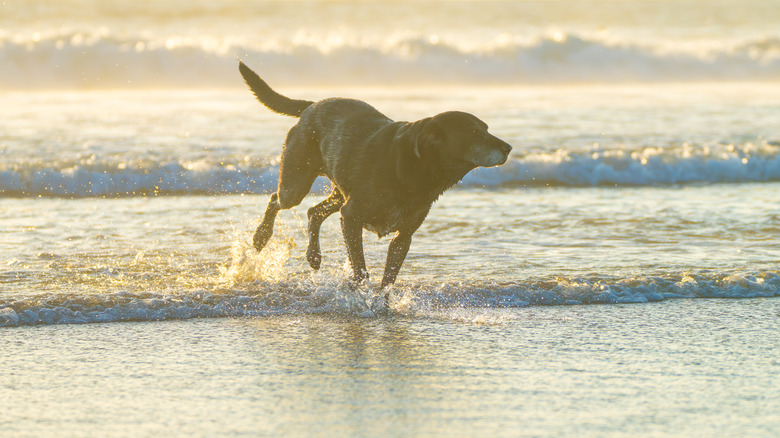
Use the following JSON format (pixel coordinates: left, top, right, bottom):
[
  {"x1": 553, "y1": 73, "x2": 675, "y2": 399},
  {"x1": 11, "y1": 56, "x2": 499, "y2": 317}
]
[{"x1": 238, "y1": 315, "x2": 493, "y2": 436}]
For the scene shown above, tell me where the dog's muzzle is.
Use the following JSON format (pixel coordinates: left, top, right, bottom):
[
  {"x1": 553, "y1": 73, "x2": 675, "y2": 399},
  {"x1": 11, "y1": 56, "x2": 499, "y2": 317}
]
[
  {"x1": 473, "y1": 138, "x2": 512, "y2": 167},
  {"x1": 496, "y1": 140, "x2": 512, "y2": 164}
]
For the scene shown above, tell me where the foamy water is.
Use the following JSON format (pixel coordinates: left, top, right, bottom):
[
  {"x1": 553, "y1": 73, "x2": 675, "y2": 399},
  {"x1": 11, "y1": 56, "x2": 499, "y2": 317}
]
[
  {"x1": 3, "y1": 139, "x2": 779, "y2": 197},
  {"x1": 3, "y1": 0, "x2": 780, "y2": 88}
]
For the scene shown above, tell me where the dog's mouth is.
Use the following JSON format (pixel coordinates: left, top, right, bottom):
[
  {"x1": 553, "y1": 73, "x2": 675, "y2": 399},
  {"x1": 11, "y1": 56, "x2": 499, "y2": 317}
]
[
  {"x1": 494, "y1": 150, "x2": 510, "y2": 166},
  {"x1": 470, "y1": 149, "x2": 508, "y2": 167},
  {"x1": 472, "y1": 142, "x2": 512, "y2": 167}
]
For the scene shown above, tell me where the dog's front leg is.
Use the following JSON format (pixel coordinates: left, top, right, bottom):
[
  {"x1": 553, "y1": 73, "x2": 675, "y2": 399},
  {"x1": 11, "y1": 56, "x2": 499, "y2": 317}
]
[
  {"x1": 340, "y1": 212, "x2": 368, "y2": 283},
  {"x1": 381, "y1": 232, "x2": 413, "y2": 290}
]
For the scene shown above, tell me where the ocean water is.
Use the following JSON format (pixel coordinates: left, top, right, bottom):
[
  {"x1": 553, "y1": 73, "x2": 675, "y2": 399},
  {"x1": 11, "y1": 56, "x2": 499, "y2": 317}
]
[
  {"x1": 2, "y1": 300, "x2": 779, "y2": 437},
  {"x1": 2, "y1": 0, "x2": 779, "y2": 436}
]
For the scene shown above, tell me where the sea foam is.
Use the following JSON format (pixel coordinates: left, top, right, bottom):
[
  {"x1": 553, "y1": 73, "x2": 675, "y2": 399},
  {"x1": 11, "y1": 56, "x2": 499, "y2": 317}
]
[
  {"x1": 2, "y1": 141, "x2": 778, "y2": 198},
  {"x1": 2, "y1": 32, "x2": 779, "y2": 89},
  {"x1": 1, "y1": 271, "x2": 778, "y2": 327}
]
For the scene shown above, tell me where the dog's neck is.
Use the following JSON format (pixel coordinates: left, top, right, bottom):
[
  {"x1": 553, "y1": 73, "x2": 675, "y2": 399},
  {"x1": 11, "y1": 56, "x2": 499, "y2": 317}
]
[{"x1": 395, "y1": 122, "x2": 475, "y2": 203}]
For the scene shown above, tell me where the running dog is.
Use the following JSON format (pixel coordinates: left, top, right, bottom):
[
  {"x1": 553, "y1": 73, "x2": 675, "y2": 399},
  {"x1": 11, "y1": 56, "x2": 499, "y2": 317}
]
[{"x1": 239, "y1": 61, "x2": 512, "y2": 295}]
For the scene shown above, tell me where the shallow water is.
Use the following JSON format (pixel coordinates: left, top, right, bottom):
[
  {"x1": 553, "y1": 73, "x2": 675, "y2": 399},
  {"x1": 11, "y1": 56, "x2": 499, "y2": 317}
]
[
  {"x1": 1, "y1": 84, "x2": 779, "y2": 325},
  {"x1": 2, "y1": 299, "x2": 779, "y2": 437}
]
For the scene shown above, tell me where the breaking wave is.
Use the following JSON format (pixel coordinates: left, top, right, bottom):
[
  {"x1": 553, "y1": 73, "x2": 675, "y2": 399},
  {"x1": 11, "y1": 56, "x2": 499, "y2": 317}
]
[
  {"x1": 464, "y1": 140, "x2": 780, "y2": 187},
  {"x1": 1, "y1": 270, "x2": 778, "y2": 327},
  {"x1": 2, "y1": 32, "x2": 779, "y2": 89},
  {"x1": 2, "y1": 141, "x2": 779, "y2": 198}
]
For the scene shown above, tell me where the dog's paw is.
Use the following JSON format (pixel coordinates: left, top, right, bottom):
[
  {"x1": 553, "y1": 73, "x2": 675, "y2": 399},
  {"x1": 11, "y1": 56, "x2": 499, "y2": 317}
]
[
  {"x1": 345, "y1": 270, "x2": 369, "y2": 289},
  {"x1": 252, "y1": 227, "x2": 272, "y2": 252},
  {"x1": 306, "y1": 248, "x2": 321, "y2": 270}
]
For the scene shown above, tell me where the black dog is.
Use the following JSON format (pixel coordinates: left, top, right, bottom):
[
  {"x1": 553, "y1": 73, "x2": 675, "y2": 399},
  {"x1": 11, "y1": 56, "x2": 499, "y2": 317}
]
[{"x1": 239, "y1": 61, "x2": 512, "y2": 294}]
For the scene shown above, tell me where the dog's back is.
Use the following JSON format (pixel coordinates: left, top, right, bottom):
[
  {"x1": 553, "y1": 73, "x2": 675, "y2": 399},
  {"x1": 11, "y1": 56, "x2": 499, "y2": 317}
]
[
  {"x1": 240, "y1": 60, "x2": 394, "y2": 183},
  {"x1": 301, "y1": 99, "x2": 395, "y2": 183}
]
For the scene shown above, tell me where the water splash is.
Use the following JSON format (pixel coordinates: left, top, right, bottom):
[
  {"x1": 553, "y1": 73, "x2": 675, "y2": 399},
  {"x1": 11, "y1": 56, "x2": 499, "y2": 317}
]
[
  {"x1": 218, "y1": 235, "x2": 295, "y2": 286},
  {"x1": 2, "y1": 243, "x2": 778, "y2": 329}
]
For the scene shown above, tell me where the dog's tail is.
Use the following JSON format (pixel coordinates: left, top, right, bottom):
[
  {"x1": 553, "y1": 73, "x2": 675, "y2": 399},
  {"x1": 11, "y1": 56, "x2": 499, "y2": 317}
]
[{"x1": 238, "y1": 61, "x2": 313, "y2": 117}]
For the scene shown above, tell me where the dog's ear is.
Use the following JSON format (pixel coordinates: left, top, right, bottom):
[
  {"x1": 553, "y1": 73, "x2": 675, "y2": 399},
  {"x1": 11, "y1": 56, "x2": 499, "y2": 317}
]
[
  {"x1": 413, "y1": 139, "x2": 422, "y2": 159},
  {"x1": 414, "y1": 121, "x2": 444, "y2": 159}
]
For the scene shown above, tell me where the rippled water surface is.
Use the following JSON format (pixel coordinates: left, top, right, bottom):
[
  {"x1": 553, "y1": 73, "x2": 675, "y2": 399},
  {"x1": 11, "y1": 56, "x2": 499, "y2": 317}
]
[{"x1": 3, "y1": 299, "x2": 779, "y2": 437}]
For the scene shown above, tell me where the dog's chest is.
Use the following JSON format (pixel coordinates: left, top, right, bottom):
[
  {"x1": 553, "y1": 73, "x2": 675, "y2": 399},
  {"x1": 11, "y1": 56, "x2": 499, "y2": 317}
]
[
  {"x1": 361, "y1": 195, "x2": 431, "y2": 238},
  {"x1": 363, "y1": 207, "x2": 404, "y2": 238}
]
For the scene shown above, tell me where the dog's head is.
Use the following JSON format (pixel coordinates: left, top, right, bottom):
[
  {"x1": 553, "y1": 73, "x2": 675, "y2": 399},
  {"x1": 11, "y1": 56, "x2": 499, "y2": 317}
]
[{"x1": 414, "y1": 111, "x2": 512, "y2": 168}]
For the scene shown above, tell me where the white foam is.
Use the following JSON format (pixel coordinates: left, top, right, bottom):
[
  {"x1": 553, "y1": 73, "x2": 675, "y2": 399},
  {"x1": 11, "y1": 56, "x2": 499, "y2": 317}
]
[
  {"x1": 1, "y1": 271, "x2": 777, "y2": 327},
  {"x1": 2, "y1": 32, "x2": 779, "y2": 89},
  {"x1": 462, "y1": 141, "x2": 780, "y2": 187},
  {"x1": 0, "y1": 159, "x2": 326, "y2": 197},
  {"x1": 2, "y1": 141, "x2": 777, "y2": 198}
]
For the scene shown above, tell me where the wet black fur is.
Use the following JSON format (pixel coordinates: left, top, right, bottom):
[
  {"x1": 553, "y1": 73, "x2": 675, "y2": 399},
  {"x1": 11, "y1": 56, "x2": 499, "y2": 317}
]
[{"x1": 239, "y1": 61, "x2": 512, "y2": 293}]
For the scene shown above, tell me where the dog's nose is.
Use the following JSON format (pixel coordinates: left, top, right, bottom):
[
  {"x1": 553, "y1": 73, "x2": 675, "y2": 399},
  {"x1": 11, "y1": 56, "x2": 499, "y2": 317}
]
[{"x1": 500, "y1": 141, "x2": 512, "y2": 155}]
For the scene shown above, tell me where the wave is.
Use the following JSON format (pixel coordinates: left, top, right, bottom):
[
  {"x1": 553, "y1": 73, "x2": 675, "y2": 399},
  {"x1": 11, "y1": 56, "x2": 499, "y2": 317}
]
[
  {"x1": 2, "y1": 32, "x2": 779, "y2": 89},
  {"x1": 2, "y1": 141, "x2": 778, "y2": 198},
  {"x1": 0, "y1": 158, "x2": 285, "y2": 198},
  {"x1": 465, "y1": 140, "x2": 780, "y2": 187},
  {"x1": 1, "y1": 271, "x2": 778, "y2": 327}
]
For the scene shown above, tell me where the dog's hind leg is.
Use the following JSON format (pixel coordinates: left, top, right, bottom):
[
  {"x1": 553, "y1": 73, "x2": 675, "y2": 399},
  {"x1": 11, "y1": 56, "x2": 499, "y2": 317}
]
[
  {"x1": 306, "y1": 188, "x2": 344, "y2": 270},
  {"x1": 253, "y1": 124, "x2": 320, "y2": 252},
  {"x1": 253, "y1": 193, "x2": 281, "y2": 251},
  {"x1": 277, "y1": 124, "x2": 321, "y2": 209}
]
